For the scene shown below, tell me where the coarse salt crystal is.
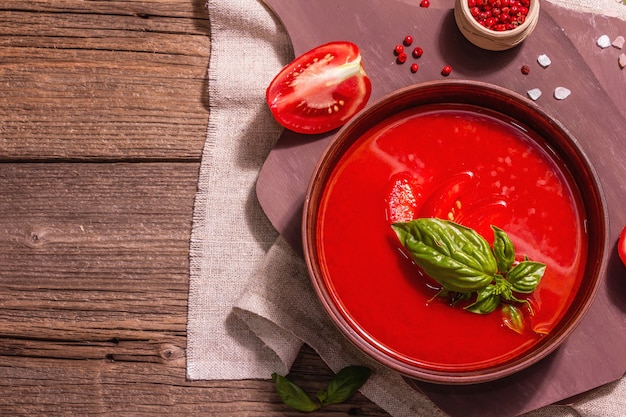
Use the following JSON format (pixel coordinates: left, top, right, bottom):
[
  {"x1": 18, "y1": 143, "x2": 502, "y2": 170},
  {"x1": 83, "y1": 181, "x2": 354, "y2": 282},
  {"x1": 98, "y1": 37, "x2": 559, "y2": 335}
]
[
  {"x1": 597, "y1": 35, "x2": 611, "y2": 49},
  {"x1": 537, "y1": 54, "x2": 551, "y2": 68},
  {"x1": 619, "y1": 53, "x2": 626, "y2": 69},
  {"x1": 613, "y1": 36, "x2": 625, "y2": 50},
  {"x1": 527, "y1": 88, "x2": 542, "y2": 101},
  {"x1": 554, "y1": 87, "x2": 571, "y2": 100}
]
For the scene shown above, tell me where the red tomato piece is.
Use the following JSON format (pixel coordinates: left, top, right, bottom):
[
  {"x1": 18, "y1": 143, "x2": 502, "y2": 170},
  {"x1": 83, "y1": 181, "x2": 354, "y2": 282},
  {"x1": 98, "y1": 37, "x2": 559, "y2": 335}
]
[
  {"x1": 619, "y1": 225, "x2": 626, "y2": 267},
  {"x1": 419, "y1": 171, "x2": 474, "y2": 221},
  {"x1": 266, "y1": 41, "x2": 372, "y2": 135}
]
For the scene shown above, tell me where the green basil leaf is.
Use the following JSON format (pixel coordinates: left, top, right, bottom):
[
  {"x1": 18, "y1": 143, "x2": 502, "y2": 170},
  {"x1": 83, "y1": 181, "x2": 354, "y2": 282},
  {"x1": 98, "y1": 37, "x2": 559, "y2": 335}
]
[
  {"x1": 392, "y1": 219, "x2": 497, "y2": 293},
  {"x1": 465, "y1": 284, "x2": 501, "y2": 314},
  {"x1": 507, "y1": 261, "x2": 546, "y2": 293},
  {"x1": 491, "y1": 225, "x2": 516, "y2": 273},
  {"x1": 502, "y1": 304, "x2": 525, "y2": 334},
  {"x1": 272, "y1": 373, "x2": 319, "y2": 412},
  {"x1": 317, "y1": 366, "x2": 371, "y2": 406}
]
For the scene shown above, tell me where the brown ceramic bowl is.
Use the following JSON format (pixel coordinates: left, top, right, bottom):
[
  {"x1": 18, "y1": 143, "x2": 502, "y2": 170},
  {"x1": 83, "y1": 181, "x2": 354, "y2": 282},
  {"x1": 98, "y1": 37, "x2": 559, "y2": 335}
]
[{"x1": 302, "y1": 80, "x2": 608, "y2": 384}]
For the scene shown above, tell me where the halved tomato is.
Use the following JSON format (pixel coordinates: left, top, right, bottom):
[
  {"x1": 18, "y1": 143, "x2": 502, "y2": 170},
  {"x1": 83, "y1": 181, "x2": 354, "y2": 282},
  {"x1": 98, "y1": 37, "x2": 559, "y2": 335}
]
[
  {"x1": 617, "y1": 226, "x2": 626, "y2": 265},
  {"x1": 266, "y1": 41, "x2": 372, "y2": 135}
]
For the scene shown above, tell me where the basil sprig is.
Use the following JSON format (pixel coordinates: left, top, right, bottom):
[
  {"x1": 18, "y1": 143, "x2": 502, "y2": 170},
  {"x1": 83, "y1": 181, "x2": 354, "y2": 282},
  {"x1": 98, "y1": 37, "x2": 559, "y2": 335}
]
[
  {"x1": 272, "y1": 365, "x2": 371, "y2": 412},
  {"x1": 392, "y1": 218, "x2": 546, "y2": 333}
]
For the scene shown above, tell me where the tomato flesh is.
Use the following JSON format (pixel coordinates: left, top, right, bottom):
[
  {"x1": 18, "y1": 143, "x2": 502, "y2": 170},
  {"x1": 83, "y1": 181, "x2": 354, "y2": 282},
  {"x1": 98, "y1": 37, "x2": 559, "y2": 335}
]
[
  {"x1": 266, "y1": 41, "x2": 372, "y2": 134},
  {"x1": 617, "y1": 226, "x2": 626, "y2": 265}
]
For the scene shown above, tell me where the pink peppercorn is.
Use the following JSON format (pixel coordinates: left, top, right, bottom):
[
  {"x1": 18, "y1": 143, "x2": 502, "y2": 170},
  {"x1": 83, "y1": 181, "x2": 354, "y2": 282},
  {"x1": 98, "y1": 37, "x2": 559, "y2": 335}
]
[{"x1": 468, "y1": 0, "x2": 530, "y2": 31}]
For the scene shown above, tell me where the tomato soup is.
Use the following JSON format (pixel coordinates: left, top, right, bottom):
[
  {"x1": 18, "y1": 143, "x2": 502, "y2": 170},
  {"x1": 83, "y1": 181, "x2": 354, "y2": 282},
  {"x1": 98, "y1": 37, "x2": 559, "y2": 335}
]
[{"x1": 316, "y1": 104, "x2": 588, "y2": 372}]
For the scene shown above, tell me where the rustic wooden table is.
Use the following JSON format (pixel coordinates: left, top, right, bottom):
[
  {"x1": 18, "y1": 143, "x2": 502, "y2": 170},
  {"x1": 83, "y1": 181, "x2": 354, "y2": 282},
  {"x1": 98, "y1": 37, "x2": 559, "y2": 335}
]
[{"x1": 0, "y1": 1, "x2": 388, "y2": 415}]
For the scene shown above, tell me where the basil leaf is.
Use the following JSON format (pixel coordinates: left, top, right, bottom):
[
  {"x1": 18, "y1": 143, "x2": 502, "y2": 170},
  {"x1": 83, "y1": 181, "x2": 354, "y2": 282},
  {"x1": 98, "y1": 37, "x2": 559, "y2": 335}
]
[
  {"x1": 465, "y1": 284, "x2": 501, "y2": 314},
  {"x1": 316, "y1": 366, "x2": 371, "y2": 406},
  {"x1": 392, "y1": 219, "x2": 497, "y2": 293},
  {"x1": 492, "y1": 225, "x2": 515, "y2": 273},
  {"x1": 507, "y1": 261, "x2": 546, "y2": 293},
  {"x1": 502, "y1": 304, "x2": 525, "y2": 334},
  {"x1": 272, "y1": 373, "x2": 319, "y2": 412}
]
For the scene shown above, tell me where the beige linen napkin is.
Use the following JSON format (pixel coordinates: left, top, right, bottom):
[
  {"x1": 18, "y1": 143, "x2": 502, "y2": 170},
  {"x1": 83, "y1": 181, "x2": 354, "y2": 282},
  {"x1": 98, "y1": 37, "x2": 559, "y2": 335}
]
[
  {"x1": 188, "y1": 0, "x2": 626, "y2": 415},
  {"x1": 187, "y1": 0, "x2": 298, "y2": 379}
]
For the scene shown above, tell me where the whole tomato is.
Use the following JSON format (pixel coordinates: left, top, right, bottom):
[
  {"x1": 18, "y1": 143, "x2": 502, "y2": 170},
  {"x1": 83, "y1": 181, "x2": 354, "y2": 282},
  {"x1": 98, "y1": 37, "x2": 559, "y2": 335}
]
[{"x1": 617, "y1": 226, "x2": 626, "y2": 266}]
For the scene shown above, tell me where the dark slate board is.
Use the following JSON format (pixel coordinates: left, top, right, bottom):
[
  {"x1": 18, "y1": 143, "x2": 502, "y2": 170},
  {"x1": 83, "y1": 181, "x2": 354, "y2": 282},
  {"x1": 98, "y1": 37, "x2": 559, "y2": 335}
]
[{"x1": 256, "y1": 1, "x2": 626, "y2": 416}]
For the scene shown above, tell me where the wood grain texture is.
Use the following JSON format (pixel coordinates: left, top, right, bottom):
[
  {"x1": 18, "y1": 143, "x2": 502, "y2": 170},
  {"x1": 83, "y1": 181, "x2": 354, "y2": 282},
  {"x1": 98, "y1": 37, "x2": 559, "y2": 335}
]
[
  {"x1": 0, "y1": 1, "x2": 388, "y2": 415},
  {"x1": 0, "y1": 1, "x2": 210, "y2": 161}
]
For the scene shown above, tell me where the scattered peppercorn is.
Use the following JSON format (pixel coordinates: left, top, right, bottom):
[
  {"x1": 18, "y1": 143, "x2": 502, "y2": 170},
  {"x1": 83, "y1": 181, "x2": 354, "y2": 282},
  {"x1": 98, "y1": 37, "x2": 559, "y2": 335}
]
[
  {"x1": 420, "y1": 0, "x2": 430, "y2": 7},
  {"x1": 411, "y1": 63, "x2": 419, "y2": 73},
  {"x1": 521, "y1": 64, "x2": 530, "y2": 75},
  {"x1": 412, "y1": 47, "x2": 424, "y2": 58},
  {"x1": 441, "y1": 65, "x2": 452, "y2": 76},
  {"x1": 404, "y1": 35, "x2": 414, "y2": 46},
  {"x1": 394, "y1": 44, "x2": 404, "y2": 55},
  {"x1": 397, "y1": 52, "x2": 408, "y2": 64}
]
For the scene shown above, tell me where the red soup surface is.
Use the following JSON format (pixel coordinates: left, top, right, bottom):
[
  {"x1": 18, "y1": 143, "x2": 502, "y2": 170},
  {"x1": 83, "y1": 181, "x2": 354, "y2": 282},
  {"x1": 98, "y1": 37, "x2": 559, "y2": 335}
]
[{"x1": 316, "y1": 104, "x2": 588, "y2": 372}]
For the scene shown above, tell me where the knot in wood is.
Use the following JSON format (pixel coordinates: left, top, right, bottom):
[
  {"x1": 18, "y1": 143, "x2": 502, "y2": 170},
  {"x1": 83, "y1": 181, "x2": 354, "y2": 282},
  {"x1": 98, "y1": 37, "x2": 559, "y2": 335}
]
[
  {"x1": 25, "y1": 228, "x2": 48, "y2": 248},
  {"x1": 159, "y1": 344, "x2": 184, "y2": 362}
]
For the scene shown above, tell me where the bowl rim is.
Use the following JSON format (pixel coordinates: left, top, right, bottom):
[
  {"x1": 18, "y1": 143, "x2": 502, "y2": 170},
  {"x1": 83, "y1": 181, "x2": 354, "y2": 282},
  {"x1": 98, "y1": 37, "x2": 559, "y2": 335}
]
[{"x1": 302, "y1": 79, "x2": 609, "y2": 384}]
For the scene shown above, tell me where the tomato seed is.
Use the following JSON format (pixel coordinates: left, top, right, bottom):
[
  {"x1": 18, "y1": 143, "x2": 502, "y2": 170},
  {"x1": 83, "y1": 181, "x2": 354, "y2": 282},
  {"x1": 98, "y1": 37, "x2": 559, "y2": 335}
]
[
  {"x1": 411, "y1": 63, "x2": 419, "y2": 73},
  {"x1": 441, "y1": 65, "x2": 452, "y2": 76},
  {"x1": 394, "y1": 44, "x2": 404, "y2": 55},
  {"x1": 404, "y1": 36, "x2": 414, "y2": 46},
  {"x1": 397, "y1": 52, "x2": 408, "y2": 64},
  {"x1": 412, "y1": 47, "x2": 424, "y2": 58}
]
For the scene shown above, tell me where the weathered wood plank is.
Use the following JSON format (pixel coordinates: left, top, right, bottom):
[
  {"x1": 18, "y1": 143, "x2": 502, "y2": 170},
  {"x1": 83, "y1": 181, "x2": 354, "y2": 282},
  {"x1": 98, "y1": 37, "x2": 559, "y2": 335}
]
[
  {"x1": 0, "y1": 11, "x2": 209, "y2": 53},
  {"x1": 0, "y1": 0, "x2": 208, "y2": 19},
  {"x1": 0, "y1": 3, "x2": 210, "y2": 161},
  {"x1": 0, "y1": 163, "x2": 196, "y2": 340},
  {"x1": 0, "y1": 345, "x2": 388, "y2": 416}
]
